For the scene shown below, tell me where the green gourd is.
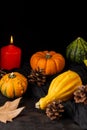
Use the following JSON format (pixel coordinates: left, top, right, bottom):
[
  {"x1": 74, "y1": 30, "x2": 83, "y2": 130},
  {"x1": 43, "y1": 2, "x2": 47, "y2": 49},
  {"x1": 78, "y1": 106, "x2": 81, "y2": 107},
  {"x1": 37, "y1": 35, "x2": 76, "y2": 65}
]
[{"x1": 66, "y1": 37, "x2": 87, "y2": 63}]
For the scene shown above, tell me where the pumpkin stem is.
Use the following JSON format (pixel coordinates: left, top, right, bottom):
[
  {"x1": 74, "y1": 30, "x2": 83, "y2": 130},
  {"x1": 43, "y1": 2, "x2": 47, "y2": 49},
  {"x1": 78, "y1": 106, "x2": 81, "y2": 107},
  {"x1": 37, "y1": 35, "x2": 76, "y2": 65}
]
[
  {"x1": 45, "y1": 53, "x2": 52, "y2": 59},
  {"x1": 9, "y1": 72, "x2": 16, "y2": 78}
]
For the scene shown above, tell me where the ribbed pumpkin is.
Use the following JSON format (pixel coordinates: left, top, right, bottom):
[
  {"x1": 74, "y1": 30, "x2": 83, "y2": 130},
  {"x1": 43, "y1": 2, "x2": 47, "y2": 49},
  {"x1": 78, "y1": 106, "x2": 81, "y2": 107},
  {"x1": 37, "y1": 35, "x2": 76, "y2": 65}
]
[
  {"x1": 30, "y1": 50, "x2": 65, "y2": 75},
  {"x1": 0, "y1": 72, "x2": 28, "y2": 98},
  {"x1": 66, "y1": 37, "x2": 87, "y2": 63},
  {"x1": 35, "y1": 70, "x2": 82, "y2": 110}
]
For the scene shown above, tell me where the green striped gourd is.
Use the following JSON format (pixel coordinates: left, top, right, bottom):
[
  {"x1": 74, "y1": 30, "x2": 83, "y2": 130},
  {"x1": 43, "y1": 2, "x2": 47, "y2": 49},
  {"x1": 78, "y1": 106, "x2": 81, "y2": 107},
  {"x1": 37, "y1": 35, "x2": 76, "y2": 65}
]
[{"x1": 66, "y1": 37, "x2": 87, "y2": 63}]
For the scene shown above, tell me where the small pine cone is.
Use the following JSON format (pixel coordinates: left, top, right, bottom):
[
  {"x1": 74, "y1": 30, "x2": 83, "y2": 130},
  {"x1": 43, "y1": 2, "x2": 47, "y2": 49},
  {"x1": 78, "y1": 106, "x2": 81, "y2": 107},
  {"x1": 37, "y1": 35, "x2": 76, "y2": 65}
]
[
  {"x1": 45, "y1": 100, "x2": 64, "y2": 120},
  {"x1": 28, "y1": 68, "x2": 47, "y2": 87},
  {"x1": 74, "y1": 85, "x2": 87, "y2": 104},
  {"x1": 0, "y1": 70, "x2": 6, "y2": 79}
]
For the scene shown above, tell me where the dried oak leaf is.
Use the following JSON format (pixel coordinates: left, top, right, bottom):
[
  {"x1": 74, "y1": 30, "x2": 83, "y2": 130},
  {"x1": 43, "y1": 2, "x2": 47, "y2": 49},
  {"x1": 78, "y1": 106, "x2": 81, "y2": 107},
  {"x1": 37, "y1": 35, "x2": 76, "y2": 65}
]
[{"x1": 0, "y1": 97, "x2": 25, "y2": 123}]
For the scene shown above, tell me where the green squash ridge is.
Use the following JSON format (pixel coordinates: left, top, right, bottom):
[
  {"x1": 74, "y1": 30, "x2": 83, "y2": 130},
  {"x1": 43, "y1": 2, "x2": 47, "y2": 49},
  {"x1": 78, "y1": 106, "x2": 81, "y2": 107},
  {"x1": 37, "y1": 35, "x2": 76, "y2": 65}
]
[{"x1": 80, "y1": 41, "x2": 87, "y2": 60}]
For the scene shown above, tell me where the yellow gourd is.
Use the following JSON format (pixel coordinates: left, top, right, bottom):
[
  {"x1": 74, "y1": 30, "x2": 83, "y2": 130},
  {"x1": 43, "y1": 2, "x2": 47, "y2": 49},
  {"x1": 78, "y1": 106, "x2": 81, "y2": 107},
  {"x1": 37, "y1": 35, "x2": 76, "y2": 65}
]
[{"x1": 35, "y1": 70, "x2": 82, "y2": 110}]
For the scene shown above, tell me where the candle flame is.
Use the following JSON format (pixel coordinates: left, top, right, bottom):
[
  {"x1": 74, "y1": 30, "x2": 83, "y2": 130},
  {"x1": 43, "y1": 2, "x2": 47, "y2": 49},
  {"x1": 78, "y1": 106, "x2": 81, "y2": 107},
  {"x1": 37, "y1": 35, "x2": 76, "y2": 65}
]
[{"x1": 10, "y1": 35, "x2": 13, "y2": 44}]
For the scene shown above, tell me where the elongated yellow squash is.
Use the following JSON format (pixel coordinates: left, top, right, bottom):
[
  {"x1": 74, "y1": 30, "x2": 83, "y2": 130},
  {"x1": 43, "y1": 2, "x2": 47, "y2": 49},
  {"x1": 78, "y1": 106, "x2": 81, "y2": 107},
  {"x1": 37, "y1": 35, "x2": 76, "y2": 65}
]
[{"x1": 35, "y1": 70, "x2": 82, "y2": 110}]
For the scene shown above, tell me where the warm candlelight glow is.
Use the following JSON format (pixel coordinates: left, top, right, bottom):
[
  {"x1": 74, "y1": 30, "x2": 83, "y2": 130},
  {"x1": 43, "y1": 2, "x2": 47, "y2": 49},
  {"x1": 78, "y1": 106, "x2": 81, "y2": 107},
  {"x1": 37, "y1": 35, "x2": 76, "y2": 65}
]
[{"x1": 10, "y1": 35, "x2": 13, "y2": 44}]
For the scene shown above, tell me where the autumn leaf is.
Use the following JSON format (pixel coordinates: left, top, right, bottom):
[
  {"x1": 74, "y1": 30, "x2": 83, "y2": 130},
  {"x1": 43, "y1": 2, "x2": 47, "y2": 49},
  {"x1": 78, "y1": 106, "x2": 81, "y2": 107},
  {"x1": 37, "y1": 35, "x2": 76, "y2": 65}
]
[{"x1": 0, "y1": 97, "x2": 25, "y2": 123}]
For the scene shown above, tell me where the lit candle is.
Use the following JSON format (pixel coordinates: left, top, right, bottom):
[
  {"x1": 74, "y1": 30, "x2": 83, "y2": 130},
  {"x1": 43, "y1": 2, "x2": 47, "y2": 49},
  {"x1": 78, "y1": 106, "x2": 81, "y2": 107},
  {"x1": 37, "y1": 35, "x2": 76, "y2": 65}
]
[{"x1": 0, "y1": 35, "x2": 22, "y2": 70}]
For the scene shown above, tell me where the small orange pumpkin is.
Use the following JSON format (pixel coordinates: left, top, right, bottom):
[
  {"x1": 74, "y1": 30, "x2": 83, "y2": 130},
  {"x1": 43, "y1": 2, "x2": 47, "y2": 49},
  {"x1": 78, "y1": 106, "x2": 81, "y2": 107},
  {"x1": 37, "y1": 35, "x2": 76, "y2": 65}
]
[
  {"x1": 0, "y1": 72, "x2": 28, "y2": 98},
  {"x1": 30, "y1": 50, "x2": 65, "y2": 75}
]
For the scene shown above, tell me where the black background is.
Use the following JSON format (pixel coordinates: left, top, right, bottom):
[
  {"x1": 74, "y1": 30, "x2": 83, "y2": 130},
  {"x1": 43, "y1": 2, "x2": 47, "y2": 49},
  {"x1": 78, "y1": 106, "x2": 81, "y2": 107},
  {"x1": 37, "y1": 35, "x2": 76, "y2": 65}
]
[
  {"x1": 0, "y1": 2, "x2": 87, "y2": 130},
  {"x1": 0, "y1": 1, "x2": 87, "y2": 64}
]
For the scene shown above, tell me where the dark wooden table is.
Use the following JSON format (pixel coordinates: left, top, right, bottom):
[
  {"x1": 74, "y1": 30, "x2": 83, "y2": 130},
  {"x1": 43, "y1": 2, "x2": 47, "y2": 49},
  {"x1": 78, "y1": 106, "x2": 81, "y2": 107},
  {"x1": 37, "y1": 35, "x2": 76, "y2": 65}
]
[{"x1": 0, "y1": 93, "x2": 83, "y2": 130}]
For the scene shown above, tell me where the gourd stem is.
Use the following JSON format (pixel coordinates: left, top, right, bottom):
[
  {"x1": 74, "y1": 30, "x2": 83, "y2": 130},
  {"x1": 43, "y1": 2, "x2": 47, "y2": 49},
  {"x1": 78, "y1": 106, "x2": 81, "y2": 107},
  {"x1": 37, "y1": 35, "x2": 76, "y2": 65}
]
[
  {"x1": 9, "y1": 72, "x2": 16, "y2": 78},
  {"x1": 45, "y1": 53, "x2": 52, "y2": 59},
  {"x1": 35, "y1": 102, "x2": 40, "y2": 109}
]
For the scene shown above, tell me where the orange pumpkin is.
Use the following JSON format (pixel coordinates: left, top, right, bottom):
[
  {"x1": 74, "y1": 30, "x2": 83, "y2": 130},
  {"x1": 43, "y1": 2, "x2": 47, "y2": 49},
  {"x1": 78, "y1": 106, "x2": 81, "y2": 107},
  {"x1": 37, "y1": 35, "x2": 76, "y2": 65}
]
[
  {"x1": 30, "y1": 50, "x2": 65, "y2": 75},
  {"x1": 0, "y1": 72, "x2": 28, "y2": 98}
]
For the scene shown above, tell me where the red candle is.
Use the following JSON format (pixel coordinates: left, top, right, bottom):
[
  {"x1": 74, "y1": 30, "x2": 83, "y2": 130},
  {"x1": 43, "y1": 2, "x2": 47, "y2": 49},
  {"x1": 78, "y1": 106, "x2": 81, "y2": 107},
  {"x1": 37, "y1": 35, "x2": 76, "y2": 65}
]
[{"x1": 1, "y1": 35, "x2": 22, "y2": 70}]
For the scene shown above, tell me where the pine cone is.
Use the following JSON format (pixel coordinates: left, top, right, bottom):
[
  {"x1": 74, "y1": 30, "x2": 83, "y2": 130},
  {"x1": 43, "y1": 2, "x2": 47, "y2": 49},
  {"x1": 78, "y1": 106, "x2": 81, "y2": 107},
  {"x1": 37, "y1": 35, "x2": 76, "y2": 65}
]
[
  {"x1": 74, "y1": 85, "x2": 87, "y2": 104},
  {"x1": 45, "y1": 100, "x2": 64, "y2": 120},
  {"x1": 28, "y1": 68, "x2": 47, "y2": 87},
  {"x1": 0, "y1": 70, "x2": 6, "y2": 79}
]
